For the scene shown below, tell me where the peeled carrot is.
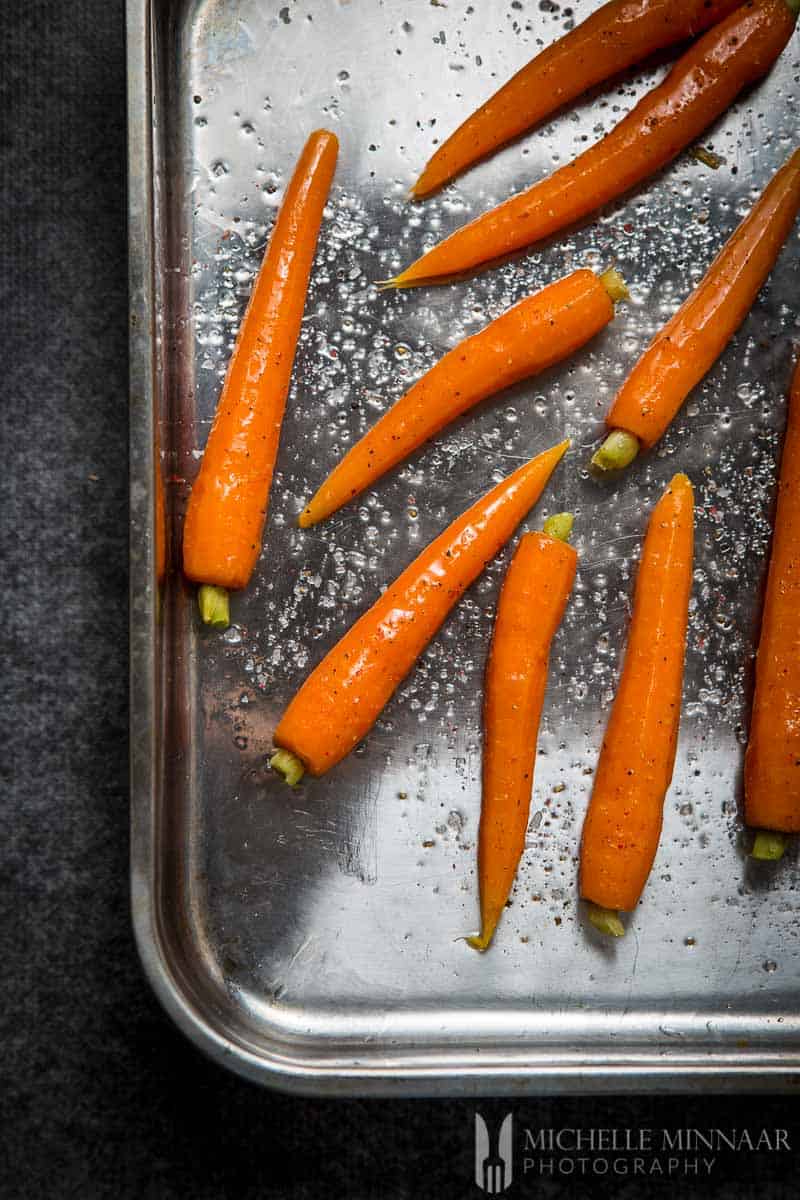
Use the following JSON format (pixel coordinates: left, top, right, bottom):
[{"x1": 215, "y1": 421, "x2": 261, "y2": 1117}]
[
  {"x1": 388, "y1": 0, "x2": 798, "y2": 289},
  {"x1": 468, "y1": 513, "x2": 577, "y2": 952},
  {"x1": 299, "y1": 268, "x2": 626, "y2": 528},
  {"x1": 412, "y1": 0, "x2": 741, "y2": 198},
  {"x1": 745, "y1": 356, "x2": 800, "y2": 858},
  {"x1": 579, "y1": 474, "x2": 694, "y2": 935},
  {"x1": 183, "y1": 130, "x2": 339, "y2": 621},
  {"x1": 270, "y1": 439, "x2": 569, "y2": 782},
  {"x1": 595, "y1": 147, "x2": 800, "y2": 471}
]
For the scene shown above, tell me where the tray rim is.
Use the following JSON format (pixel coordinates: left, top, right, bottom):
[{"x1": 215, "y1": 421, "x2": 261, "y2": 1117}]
[{"x1": 127, "y1": 0, "x2": 800, "y2": 1095}]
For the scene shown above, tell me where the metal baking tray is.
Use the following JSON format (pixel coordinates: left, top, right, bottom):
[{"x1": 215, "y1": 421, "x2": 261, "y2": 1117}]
[{"x1": 129, "y1": 0, "x2": 800, "y2": 1093}]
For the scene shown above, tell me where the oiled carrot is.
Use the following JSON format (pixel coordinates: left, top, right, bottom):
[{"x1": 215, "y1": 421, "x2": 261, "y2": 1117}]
[
  {"x1": 183, "y1": 130, "x2": 339, "y2": 617},
  {"x1": 412, "y1": 0, "x2": 741, "y2": 198},
  {"x1": 299, "y1": 268, "x2": 626, "y2": 528},
  {"x1": 271, "y1": 439, "x2": 569, "y2": 782},
  {"x1": 595, "y1": 147, "x2": 800, "y2": 470},
  {"x1": 468, "y1": 514, "x2": 577, "y2": 952},
  {"x1": 388, "y1": 0, "x2": 798, "y2": 289},
  {"x1": 745, "y1": 356, "x2": 800, "y2": 855},
  {"x1": 579, "y1": 474, "x2": 694, "y2": 933}
]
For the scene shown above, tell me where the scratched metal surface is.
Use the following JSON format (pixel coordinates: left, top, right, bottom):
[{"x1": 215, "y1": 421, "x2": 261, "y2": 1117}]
[{"x1": 130, "y1": 0, "x2": 800, "y2": 1092}]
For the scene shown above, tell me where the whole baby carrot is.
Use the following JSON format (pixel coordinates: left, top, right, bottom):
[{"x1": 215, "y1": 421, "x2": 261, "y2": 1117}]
[
  {"x1": 594, "y1": 148, "x2": 800, "y2": 472},
  {"x1": 468, "y1": 513, "x2": 577, "y2": 952},
  {"x1": 579, "y1": 474, "x2": 694, "y2": 936},
  {"x1": 300, "y1": 267, "x2": 626, "y2": 528},
  {"x1": 270, "y1": 439, "x2": 569, "y2": 784},
  {"x1": 183, "y1": 130, "x2": 339, "y2": 626},
  {"x1": 412, "y1": 0, "x2": 740, "y2": 198},
  {"x1": 387, "y1": 0, "x2": 798, "y2": 289},
  {"x1": 745, "y1": 356, "x2": 800, "y2": 860}
]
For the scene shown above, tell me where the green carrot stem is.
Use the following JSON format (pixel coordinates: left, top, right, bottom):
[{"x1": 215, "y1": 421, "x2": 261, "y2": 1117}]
[
  {"x1": 591, "y1": 429, "x2": 640, "y2": 473},
  {"x1": 691, "y1": 145, "x2": 723, "y2": 170},
  {"x1": 599, "y1": 267, "x2": 629, "y2": 304},
  {"x1": 751, "y1": 830, "x2": 788, "y2": 861},
  {"x1": 543, "y1": 512, "x2": 574, "y2": 542},
  {"x1": 586, "y1": 902, "x2": 625, "y2": 938},
  {"x1": 270, "y1": 748, "x2": 305, "y2": 787},
  {"x1": 198, "y1": 584, "x2": 230, "y2": 629}
]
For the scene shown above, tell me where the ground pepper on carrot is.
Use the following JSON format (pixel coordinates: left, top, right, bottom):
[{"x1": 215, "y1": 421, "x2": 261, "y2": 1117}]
[
  {"x1": 411, "y1": 0, "x2": 741, "y2": 198},
  {"x1": 594, "y1": 146, "x2": 800, "y2": 472},
  {"x1": 387, "y1": 0, "x2": 798, "y2": 289},
  {"x1": 299, "y1": 267, "x2": 627, "y2": 528},
  {"x1": 745, "y1": 356, "x2": 800, "y2": 861},
  {"x1": 468, "y1": 513, "x2": 577, "y2": 952},
  {"x1": 183, "y1": 130, "x2": 339, "y2": 627},
  {"x1": 270, "y1": 440, "x2": 569, "y2": 783},
  {"x1": 579, "y1": 474, "x2": 694, "y2": 936}
]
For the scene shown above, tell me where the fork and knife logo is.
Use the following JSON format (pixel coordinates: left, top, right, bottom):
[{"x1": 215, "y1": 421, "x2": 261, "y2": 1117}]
[{"x1": 475, "y1": 1112, "x2": 514, "y2": 1193}]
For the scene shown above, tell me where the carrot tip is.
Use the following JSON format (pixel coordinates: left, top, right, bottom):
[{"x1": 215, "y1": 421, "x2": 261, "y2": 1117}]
[
  {"x1": 751, "y1": 830, "x2": 788, "y2": 861},
  {"x1": 270, "y1": 748, "x2": 305, "y2": 787},
  {"x1": 591, "y1": 429, "x2": 640, "y2": 475},
  {"x1": 297, "y1": 508, "x2": 315, "y2": 529},
  {"x1": 466, "y1": 932, "x2": 493, "y2": 952},
  {"x1": 585, "y1": 903, "x2": 625, "y2": 938},
  {"x1": 198, "y1": 584, "x2": 230, "y2": 629},
  {"x1": 667, "y1": 472, "x2": 692, "y2": 492},
  {"x1": 409, "y1": 170, "x2": 439, "y2": 200},
  {"x1": 376, "y1": 270, "x2": 432, "y2": 291}
]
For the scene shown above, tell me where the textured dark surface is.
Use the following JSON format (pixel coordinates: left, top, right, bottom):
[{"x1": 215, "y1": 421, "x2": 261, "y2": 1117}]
[{"x1": 2, "y1": 2, "x2": 800, "y2": 1196}]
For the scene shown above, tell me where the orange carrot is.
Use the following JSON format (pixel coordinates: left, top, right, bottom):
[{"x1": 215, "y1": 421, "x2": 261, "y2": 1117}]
[
  {"x1": 300, "y1": 268, "x2": 626, "y2": 528},
  {"x1": 412, "y1": 0, "x2": 741, "y2": 198},
  {"x1": 183, "y1": 130, "x2": 339, "y2": 622},
  {"x1": 579, "y1": 474, "x2": 694, "y2": 934},
  {"x1": 388, "y1": 0, "x2": 798, "y2": 289},
  {"x1": 595, "y1": 147, "x2": 800, "y2": 471},
  {"x1": 745, "y1": 356, "x2": 800, "y2": 857},
  {"x1": 270, "y1": 440, "x2": 569, "y2": 782},
  {"x1": 468, "y1": 514, "x2": 577, "y2": 952}
]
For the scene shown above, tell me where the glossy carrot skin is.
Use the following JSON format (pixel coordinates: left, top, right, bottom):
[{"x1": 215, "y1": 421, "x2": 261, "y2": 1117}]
[
  {"x1": 580, "y1": 474, "x2": 694, "y2": 912},
  {"x1": 412, "y1": 0, "x2": 740, "y2": 198},
  {"x1": 745, "y1": 359, "x2": 800, "y2": 833},
  {"x1": 472, "y1": 531, "x2": 577, "y2": 949},
  {"x1": 300, "y1": 270, "x2": 614, "y2": 527},
  {"x1": 274, "y1": 440, "x2": 569, "y2": 776},
  {"x1": 609, "y1": 148, "x2": 800, "y2": 448},
  {"x1": 183, "y1": 131, "x2": 338, "y2": 591},
  {"x1": 392, "y1": 0, "x2": 797, "y2": 288}
]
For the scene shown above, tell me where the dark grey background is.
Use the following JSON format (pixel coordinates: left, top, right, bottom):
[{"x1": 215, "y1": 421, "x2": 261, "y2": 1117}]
[{"x1": 2, "y1": 2, "x2": 799, "y2": 1196}]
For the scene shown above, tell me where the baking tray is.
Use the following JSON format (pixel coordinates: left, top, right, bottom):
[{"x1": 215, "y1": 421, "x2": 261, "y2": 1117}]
[{"x1": 129, "y1": 0, "x2": 800, "y2": 1094}]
